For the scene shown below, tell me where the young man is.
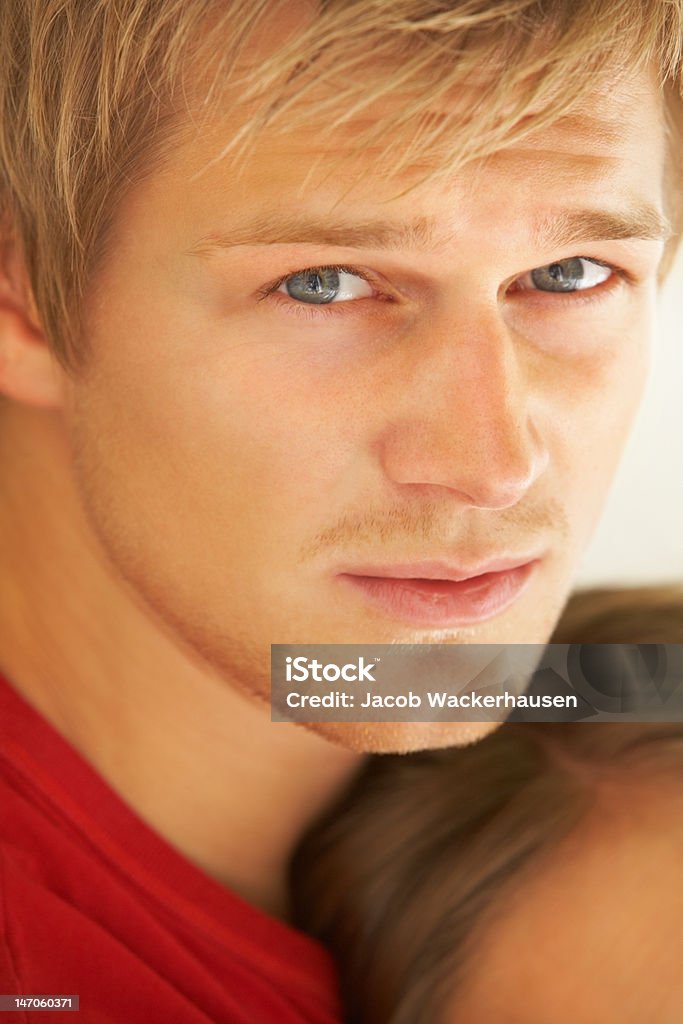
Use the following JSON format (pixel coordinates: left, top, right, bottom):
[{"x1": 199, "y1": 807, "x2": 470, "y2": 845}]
[{"x1": 0, "y1": 1, "x2": 680, "y2": 1021}]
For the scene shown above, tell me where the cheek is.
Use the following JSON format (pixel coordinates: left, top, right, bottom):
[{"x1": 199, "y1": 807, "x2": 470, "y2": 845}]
[
  {"x1": 551, "y1": 315, "x2": 650, "y2": 543},
  {"x1": 67, "y1": 307, "x2": 367, "y2": 579}
]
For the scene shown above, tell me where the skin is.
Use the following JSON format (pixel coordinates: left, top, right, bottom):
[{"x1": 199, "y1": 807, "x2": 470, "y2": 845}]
[
  {"x1": 449, "y1": 781, "x2": 683, "y2": 1023},
  {"x1": 0, "y1": 53, "x2": 669, "y2": 911},
  {"x1": 67, "y1": 67, "x2": 663, "y2": 739}
]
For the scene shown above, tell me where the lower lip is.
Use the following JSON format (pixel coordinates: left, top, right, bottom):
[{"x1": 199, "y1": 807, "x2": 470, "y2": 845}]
[{"x1": 338, "y1": 563, "x2": 538, "y2": 628}]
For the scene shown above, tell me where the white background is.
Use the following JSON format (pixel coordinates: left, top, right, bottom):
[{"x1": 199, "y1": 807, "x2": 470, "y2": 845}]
[{"x1": 576, "y1": 249, "x2": 682, "y2": 586}]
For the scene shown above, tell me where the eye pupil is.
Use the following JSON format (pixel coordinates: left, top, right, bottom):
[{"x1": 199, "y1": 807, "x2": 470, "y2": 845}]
[
  {"x1": 285, "y1": 268, "x2": 340, "y2": 304},
  {"x1": 531, "y1": 257, "x2": 587, "y2": 292}
]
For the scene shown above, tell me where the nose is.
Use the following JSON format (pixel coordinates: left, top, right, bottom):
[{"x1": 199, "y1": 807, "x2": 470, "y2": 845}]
[{"x1": 377, "y1": 307, "x2": 549, "y2": 510}]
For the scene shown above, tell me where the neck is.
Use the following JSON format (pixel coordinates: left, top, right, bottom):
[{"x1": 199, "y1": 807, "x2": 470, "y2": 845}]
[{"x1": 0, "y1": 401, "x2": 361, "y2": 918}]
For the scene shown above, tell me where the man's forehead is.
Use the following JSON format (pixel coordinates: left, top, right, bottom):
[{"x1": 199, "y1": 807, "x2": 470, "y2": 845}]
[
  {"x1": 178, "y1": 0, "x2": 666, "y2": 205},
  {"x1": 179, "y1": 77, "x2": 666, "y2": 246},
  {"x1": 187, "y1": 54, "x2": 664, "y2": 189}
]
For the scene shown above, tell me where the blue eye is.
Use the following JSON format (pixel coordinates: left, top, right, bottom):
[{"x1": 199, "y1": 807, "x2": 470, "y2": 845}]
[
  {"x1": 526, "y1": 258, "x2": 613, "y2": 293},
  {"x1": 278, "y1": 267, "x2": 373, "y2": 304},
  {"x1": 283, "y1": 268, "x2": 340, "y2": 304}
]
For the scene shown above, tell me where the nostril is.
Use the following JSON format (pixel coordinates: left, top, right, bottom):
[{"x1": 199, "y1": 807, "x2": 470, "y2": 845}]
[{"x1": 378, "y1": 411, "x2": 549, "y2": 510}]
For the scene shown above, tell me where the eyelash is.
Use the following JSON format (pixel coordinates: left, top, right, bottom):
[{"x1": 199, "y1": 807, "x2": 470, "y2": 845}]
[{"x1": 256, "y1": 258, "x2": 629, "y2": 318}]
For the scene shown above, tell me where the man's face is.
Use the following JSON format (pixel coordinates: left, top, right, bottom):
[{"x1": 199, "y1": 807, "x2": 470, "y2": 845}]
[{"x1": 61, "y1": 64, "x2": 666, "y2": 747}]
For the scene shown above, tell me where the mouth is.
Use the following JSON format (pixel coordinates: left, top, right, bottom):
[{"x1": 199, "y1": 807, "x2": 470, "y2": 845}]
[{"x1": 336, "y1": 557, "x2": 541, "y2": 628}]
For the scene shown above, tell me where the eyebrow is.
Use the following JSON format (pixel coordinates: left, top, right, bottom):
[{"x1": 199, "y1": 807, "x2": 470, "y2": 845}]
[
  {"x1": 534, "y1": 206, "x2": 672, "y2": 249},
  {"x1": 187, "y1": 205, "x2": 671, "y2": 257},
  {"x1": 187, "y1": 215, "x2": 438, "y2": 255}
]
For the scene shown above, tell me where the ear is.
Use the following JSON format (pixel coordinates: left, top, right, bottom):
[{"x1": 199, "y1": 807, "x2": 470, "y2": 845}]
[{"x1": 0, "y1": 233, "x2": 66, "y2": 409}]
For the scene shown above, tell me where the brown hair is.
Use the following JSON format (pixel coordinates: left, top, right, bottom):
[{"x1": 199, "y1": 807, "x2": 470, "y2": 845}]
[
  {"x1": 552, "y1": 583, "x2": 683, "y2": 643},
  {"x1": 290, "y1": 585, "x2": 683, "y2": 1024},
  {"x1": 1, "y1": 1, "x2": 683, "y2": 368}
]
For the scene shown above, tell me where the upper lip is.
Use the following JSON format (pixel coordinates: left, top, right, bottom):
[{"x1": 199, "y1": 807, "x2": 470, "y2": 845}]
[{"x1": 337, "y1": 555, "x2": 542, "y2": 582}]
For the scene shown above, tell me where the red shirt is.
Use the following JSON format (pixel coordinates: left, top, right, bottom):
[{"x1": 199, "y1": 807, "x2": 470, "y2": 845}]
[{"x1": 0, "y1": 674, "x2": 342, "y2": 1023}]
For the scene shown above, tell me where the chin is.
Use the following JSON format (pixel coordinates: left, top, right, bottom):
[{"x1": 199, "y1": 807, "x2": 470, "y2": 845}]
[{"x1": 298, "y1": 719, "x2": 501, "y2": 754}]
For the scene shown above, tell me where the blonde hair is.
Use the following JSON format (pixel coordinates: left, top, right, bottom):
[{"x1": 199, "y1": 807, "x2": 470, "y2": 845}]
[
  {"x1": 290, "y1": 585, "x2": 683, "y2": 1024},
  {"x1": 1, "y1": 1, "x2": 683, "y2": 368}
]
